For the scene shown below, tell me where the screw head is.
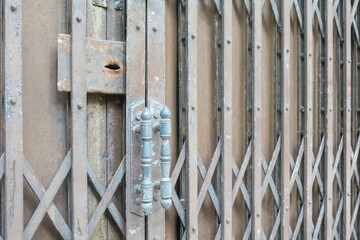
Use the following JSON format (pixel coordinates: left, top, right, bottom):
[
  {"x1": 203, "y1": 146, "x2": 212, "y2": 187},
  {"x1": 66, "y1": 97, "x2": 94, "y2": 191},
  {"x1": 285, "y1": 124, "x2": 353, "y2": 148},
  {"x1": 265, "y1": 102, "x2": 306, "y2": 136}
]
[
  {"x1": 77, "y1": 103, "x2": 83, "y2": 109},
  {"x1": 76, "y1": 17, "x2": 82, "y2": 23},
  {"x1": 136, "y1": 25, "x2": 141, "y2": 31},
  {"x1": 192, "y1": 227, "x2": 196, "y2": 232},
  {"x1": 257, "y1": 106, "x2": 261, "y2": 111},
  {"x1": 191, "y1": 34, "x2": 196, "y2": 39},
  {"x1": 257, "y1": 44, "x2": 261, "y2": 49},
  {"x1": 227, "y1": 39, "x2": 231, "y2": 44},
  {"x1": 153, "y1": 27, "x2": 157, "y2": 32},
  {"x1": 256, "y1": 212, "x2": 260, "y2": 217}
]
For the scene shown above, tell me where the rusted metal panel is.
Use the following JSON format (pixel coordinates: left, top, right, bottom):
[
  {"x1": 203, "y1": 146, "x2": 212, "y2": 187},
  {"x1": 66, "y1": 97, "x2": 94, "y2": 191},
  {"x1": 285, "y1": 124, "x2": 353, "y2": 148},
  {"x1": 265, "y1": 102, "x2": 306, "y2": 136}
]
[
  {"x1": 251, "y1": 0, "x2": 263, "y2": 239},
  {"x1": 125, "y1": 0, "x2": 146, "y2": 238},
  {"x1": 71, "y1": 0, "x2": 88, "y2": 238},
  {"x1": 57, "y1": 35, "x2": 126, "y2": 94},
  {"x1": 3, "y1": 0, "x2": 24, "y2": 239}
]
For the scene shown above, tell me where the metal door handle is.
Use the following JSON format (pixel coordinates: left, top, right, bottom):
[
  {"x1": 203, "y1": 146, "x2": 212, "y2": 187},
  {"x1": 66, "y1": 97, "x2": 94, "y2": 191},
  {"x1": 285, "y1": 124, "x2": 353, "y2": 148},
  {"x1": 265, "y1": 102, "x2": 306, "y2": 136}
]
[
  {"x1": 159, "y1": 106, "x2": 172, "y2": 210},
  {"x1": 139, "y1": 105, "x2": 172, "y2": 215}
]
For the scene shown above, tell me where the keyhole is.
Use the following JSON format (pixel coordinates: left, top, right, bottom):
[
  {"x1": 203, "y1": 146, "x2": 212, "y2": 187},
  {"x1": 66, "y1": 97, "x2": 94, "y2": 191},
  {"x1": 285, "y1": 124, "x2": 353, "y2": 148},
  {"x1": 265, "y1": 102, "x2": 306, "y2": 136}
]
[{"x1": 104, "y1": 63, "x2": 120, "y2": 70}]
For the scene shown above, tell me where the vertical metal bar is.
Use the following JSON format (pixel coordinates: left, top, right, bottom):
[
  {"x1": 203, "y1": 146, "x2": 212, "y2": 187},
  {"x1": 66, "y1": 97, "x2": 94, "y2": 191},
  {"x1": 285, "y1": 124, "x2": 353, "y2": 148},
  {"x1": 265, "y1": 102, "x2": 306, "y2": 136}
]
[
  {"x1": 252, "y1": 0, "x2": 262, "y2": 239},
  {"x1": 325, "y1": 0, "x2": 334, "y2": 238},
  {"x1": 71, "y1": 0, "x2": 88, "y2": 238},
  {"x1": 3, "y1": 0, "x2": 23, "y2": 238},
  {"x1": 126, "y1": 0, "x2": 146, "y2": 237},
  {"x1": 344, "y1": 0, "x2": 352, "y2": 239},
  {"x1": 185, "y1": 0, "x2": 198, "y2": 238},
  {"x1": 304, "y1": 0, "x2": 314, "y2": 238},
  {"x1": 221, "y1": 0, "x2": 232, "y2": 238},
  {"x1": 280, "y1": 0, "x2": 290, "y2": 238},
  {"x1": 147, "y1": 0, "x2": 166, "y2": 237}
]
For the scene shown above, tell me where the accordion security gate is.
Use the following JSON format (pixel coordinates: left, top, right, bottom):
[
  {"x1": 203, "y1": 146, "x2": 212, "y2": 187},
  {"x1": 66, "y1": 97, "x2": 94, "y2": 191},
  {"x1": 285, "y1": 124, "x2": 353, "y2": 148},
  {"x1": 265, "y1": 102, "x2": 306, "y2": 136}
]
[{"x1": 2, "y1": 0, "x2": 360, "y2": 239}]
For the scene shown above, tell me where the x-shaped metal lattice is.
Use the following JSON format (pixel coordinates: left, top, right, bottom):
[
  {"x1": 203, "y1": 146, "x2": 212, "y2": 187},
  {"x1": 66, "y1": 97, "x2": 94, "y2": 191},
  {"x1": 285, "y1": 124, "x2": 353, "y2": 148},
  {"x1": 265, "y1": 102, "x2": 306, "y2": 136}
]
[
  {"x1": 350, "y1": 137, "x2": 360, "y2": 239},
  {"x1": 20, "y1": 151, "x2": 125, "y2": 239}
]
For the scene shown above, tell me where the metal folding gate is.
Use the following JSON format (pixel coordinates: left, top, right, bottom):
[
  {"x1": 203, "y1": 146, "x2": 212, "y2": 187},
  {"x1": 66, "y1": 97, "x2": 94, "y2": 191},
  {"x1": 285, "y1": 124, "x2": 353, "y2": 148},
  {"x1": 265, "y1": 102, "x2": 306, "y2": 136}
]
[{"x1": 2, "y1": 0, "x2": 360, "y2": 239}]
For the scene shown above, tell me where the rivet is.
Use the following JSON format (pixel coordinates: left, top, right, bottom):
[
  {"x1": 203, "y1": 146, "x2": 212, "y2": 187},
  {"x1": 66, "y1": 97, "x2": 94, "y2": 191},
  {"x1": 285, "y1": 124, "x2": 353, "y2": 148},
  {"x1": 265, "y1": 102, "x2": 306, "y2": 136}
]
[
  {"x1": 226, "y1": 218, "x2": 230, "y2": 224},
  {"x1": 328, "y1": 197, "x2": 332, "y2": 201},
  {"x1": 348, "y1": 60, "x2": 352, "y2": 64},
  {"x1": 347, "y1": 193, "x2": 351, "y2": 197},
  {"x1": 10, "y1": 98, "x2": 16, "y2": 105},
  {"x1": 308, "y1": 201, "x2": 312, "y2": 205},
  {"x1": 348, "y1": 108, "x2": 351, "y2": 112},
  {"x1": 192, "y1": 227, "x2": 196, "y2": 232},
  {"x1": 329, "y1": 57, "x2": 332, "y2": 61},
  {"x1": 153, "y1": 111, "x2": 160, "y2": 119},
  {"x1": 76, "y1": 17, "x2": 82, "y2": 23},
  {"x1": 257, "y1": 106, "x2": 261, "y2": 111},
  {"x1": 308, "y1": 107, "x2": 312, "y2": 111},
  {"x1": 309, "y1": 53, "x2": 312, "y2": 57},
  {"x1": 192, "y1": 106, "x2": 195, "y2": 110},
  {"x1": 285, "y1": 107, "x2": 289, "y2": 111},
  {"x1": 77, "y1": 103, "x2": 83, "y2": 109},
  {"x1": 286, "y1": 49, "x2": 289, "y2": 53},
  {"x1": 153, "y1": 236, "x2": 159, "y2": 240},
  {"x1": 153, "y1": 27, "x2": 157, "y2": 32},
  {"x1": 136, "y1": 25, "x2": 141, "y2": 31},
  {"x1": 226, "y1": 105, "x2": 231, "y2": 111},
  {"x1": 136, "y1": 112, "x2": 142, "y2": 121},
  {"x1": 227, "y1": 39, "x2": 231, "y2": 44},
  {"x1": 256, "y1": 212, "x2": 260, "y2": 217},
  {"x1": 329, "y1": 108, "x2": 332, "y2": 112},
  {"x1": 257, "y1": 44, "x2": 261, "y2": 49},
  {"x1": 114, "y1": 0, "x2": 123, "y2": 11},
  {"x1": 285, "y1": 206, "x2": 289, "y2": 211},
  {"x1": 10, "y1": 4, "x2": 17, "y2": 11},
  {"x1": 191, "y1": 34, "x2": 196, "y2": 39}
]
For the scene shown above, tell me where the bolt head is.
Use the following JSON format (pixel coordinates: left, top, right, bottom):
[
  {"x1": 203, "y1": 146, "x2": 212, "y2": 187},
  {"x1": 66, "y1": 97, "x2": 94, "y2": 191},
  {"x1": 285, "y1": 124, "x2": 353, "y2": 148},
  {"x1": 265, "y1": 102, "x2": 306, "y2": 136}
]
[
  {"x1": 153, "y1": 27, "x2": 157, "y2": 32},
  {"x1": 191, "y1": 34, "x2": 196, "y2": 39},
  {"x1": 76, "y1": 17, "x2": 82, "y2": 23},
  {"x1": 10, "y1": 98, "x2": 17, "y2": 105},
  {"x1": 136, "y1": 25, "x2": 141, "y2": 31},
  {"x1": 10, "y1": 4, "x2": 17, "y2": 11},
  {"x1": 77, "y1": 103, "x2": 83, "y2": 109}
]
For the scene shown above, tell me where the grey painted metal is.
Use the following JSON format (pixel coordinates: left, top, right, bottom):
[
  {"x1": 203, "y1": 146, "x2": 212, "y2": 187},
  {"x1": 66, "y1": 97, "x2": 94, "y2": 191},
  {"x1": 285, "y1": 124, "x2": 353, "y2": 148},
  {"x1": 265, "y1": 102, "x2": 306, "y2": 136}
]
[
  {"x1": 3, "y1": 0, "x2": 24, "y2": 239},
  {"x1": 344, "y1": 0, "x2": 352, "y2": 239},
  {"x1": 281, "y1": 0, "x2": 291, "y2": 238},
  {"x1": 185, "y1": 0, "x2": 198, "y2": 238},
  {"x1": 252, "y1": 0, "x2": 262, "y2": 239},
  {"x1": 325, "y1": 0, "x2": 334, "y2": 238},
  {"x1": 140, "y1": 108, "x2": 154, "y2": 216},
  {"x1": 304, "y1": 0, "x2": 314, "y2": 238},
  {"x1": 159, "y1": 106, "x2": 172, "y2": 210}
]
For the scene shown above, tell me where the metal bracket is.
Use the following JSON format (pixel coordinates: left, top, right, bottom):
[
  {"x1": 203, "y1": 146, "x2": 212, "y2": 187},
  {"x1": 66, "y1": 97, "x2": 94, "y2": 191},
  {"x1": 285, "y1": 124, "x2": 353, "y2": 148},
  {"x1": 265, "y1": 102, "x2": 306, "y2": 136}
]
[
  {"x1": 92, "y1": 0, "x2": 108, "y2": 8},
  {"x1": 57, "y1": 34, "x2": 125, "y2": 94}
]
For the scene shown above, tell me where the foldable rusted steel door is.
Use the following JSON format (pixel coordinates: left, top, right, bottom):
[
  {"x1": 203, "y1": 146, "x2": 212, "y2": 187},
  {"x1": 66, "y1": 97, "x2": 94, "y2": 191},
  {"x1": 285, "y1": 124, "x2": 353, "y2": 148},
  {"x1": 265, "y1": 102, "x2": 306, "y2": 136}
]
[{"x1": 4, "y1": 0, "x2": 360, "y2": 239}]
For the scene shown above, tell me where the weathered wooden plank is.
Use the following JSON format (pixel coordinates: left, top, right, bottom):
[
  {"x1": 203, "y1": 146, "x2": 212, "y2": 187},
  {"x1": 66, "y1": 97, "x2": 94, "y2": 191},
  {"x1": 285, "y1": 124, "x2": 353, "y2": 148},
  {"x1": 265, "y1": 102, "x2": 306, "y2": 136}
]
[
  {"x1": 344, "y1": 0, "x2": 352, "y2": 239},
  {"x1": 185, "y1": 0, "x2": 198, "y2": 238},
  {"x1": 221, "y1": 0, "x2": 232, "y2": 238},
  {"x1": 252, "y1": 0, "x2": 262, "y2": 239},
  {"x1": 126, "y1": 0, "x2": 146, "y2": 237},
  {"x1": 280, "y1": 0, "x2": 291, "y2": 238},
  {"x1": 3, "y1": 0, "x2": 24, "y2": 238},
  {"x1": 325, "y1": 0, "x2": 334, "y2": 238},
  {"x1": 303, "y1": 0, "x2": 314, "y2": 238},
  {"x1": 71, "y1": 0, "x2": 88, "y2": 238}
]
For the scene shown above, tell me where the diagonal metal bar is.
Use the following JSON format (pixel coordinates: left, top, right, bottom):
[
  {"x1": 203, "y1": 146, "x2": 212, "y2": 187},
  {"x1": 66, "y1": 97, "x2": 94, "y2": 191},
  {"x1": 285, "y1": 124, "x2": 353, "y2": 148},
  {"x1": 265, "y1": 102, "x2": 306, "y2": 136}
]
[
  {"x1": 22, "y1": 153, "x2": 72, "y2": 240},
  {"x1": 289, "y1": 139, "x2": 304, "y2": 200},
  {"x1": 291, "y1": 206, "x2": 304, "y2": 240},
  {"x1": 261, "y1": 138, "x2": 280, "y2": 205},
  {"x1": 232, "y1": 142, "x2": 251, "y2": 204},
  {"x1": 0, "y1": 154, "x2": 4, "y2": 181},
  {"x1": 261, "y1": 156, "x2": 280, "y2": 206},
  {"x1": 313, "y1": 203, "x2": 325, "y2": 239},
  {"x1": 171, "y1": 144, "x2": 186, "y2": 188},
  {"x1": 290, "y1": 0, "x2": 303, "y2": 29},
  {"x1": 197, "y1": 154, "x2": 221, "y2": 216},
  {"x1": 312, "y1": 136, "x2": 325, "y2": 184},
  {"x1": 333, "y1": 0, "x2": 343, "y2": 39},
  {"x1": 332, "y1": 196, "x2": 344, "y2": 237},
  {"x1": 197, "y1": 141, "x2": 221, "y2": 213},
  {"x1": 172, "y1": 189, "x2": 186, "y2": 226},
  {"x1": 24, "y1": 151, "x2": 72, "y2": 240},
  {"x1": 350, "y1": 194, "x2": 360, "y2": 234},
  {"x1": 87, "y1": 158, "x2": 125, "y2": 235},
  {"x1": 232, "y1": 159, "x2": 251, "y2": 210},
  {"x1": 88, "y1": 157, "x2": 125, "y2": 238}
]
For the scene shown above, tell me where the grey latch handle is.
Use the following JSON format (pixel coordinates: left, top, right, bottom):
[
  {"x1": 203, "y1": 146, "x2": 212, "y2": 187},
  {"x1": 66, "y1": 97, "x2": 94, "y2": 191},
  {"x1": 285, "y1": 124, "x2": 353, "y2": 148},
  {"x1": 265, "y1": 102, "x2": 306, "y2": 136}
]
[{"x1": 139, "y1": 106, "x2": 172, "y2": 215}]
